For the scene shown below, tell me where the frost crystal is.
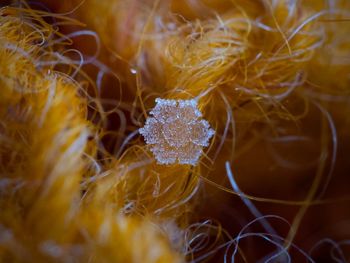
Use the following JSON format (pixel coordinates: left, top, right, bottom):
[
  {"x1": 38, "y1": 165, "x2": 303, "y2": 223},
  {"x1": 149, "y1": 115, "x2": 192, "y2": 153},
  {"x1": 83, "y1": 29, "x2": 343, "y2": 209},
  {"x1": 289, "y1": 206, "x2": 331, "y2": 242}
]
[{"x1": 139, "y1": 98, "x2": 215, "y2": 165}]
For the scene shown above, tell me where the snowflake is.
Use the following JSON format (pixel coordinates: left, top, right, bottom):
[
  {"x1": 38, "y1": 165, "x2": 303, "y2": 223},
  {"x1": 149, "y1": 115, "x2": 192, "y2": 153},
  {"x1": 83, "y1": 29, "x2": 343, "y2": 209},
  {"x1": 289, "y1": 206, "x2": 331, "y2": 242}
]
[{"x1": 139, "y1": 98, "x2": 215, "y2": 165}]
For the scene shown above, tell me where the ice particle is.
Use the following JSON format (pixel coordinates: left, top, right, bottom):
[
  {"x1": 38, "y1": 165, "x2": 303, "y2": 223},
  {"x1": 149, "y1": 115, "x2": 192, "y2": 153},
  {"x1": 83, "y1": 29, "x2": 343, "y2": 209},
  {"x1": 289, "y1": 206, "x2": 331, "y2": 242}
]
[{"x1": 139, "y1": 98, "x2": 215, "y2": 165}]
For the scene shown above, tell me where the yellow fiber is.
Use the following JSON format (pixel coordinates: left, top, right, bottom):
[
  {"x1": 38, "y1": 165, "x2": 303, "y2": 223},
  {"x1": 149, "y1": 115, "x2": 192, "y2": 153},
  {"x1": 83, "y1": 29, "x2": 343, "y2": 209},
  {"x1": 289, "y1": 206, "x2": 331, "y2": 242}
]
[
  {"x1": 0, "y1": 6, "x2": 181, "y2": 262},
  {"x1": 1, "y1": 0, "x2": 350, "y2": 262}
]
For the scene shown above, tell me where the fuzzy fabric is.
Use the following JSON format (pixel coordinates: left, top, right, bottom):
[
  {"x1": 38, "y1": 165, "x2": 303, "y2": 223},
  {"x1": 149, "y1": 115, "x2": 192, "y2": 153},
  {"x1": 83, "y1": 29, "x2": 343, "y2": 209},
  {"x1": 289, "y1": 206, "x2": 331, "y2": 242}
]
[{"x1": 1, "y1": 0, "x2": 350, "y2": 262}]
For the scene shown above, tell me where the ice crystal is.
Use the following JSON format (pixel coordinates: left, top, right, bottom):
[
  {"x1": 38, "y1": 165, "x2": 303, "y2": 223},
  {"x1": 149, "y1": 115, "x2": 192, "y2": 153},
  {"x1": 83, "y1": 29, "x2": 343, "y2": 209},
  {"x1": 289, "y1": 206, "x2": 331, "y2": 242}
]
[{"x1": 139, "y1": 98, "x2": 215, "y2": 165}]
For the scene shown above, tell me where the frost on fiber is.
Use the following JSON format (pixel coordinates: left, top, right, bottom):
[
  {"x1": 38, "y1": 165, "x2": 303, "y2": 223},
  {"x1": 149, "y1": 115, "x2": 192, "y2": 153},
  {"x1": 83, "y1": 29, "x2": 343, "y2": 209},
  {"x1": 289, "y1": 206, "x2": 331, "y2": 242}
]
[{"x1": 139, "y1": 98, "x2": 215, "y2": 165}]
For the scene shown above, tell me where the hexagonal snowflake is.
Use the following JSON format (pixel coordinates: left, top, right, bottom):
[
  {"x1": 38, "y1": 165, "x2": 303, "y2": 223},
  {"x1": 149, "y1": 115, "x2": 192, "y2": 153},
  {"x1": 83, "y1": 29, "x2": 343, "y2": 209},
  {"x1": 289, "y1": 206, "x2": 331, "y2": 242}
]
[{"x1": 139, "y1": 98, "x2": 215, "y2": 165}]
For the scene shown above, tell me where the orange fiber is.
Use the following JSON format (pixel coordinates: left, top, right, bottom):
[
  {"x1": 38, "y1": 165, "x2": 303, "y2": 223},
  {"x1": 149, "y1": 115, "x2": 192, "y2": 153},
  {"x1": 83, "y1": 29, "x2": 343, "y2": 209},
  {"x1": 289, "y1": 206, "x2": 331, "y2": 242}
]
[
  {"x1": 1, "y1": 0, "x2": 350, "y2": 262},
  {"x1": 0, "y1": 5, "x2": 181, "y2": 263}
]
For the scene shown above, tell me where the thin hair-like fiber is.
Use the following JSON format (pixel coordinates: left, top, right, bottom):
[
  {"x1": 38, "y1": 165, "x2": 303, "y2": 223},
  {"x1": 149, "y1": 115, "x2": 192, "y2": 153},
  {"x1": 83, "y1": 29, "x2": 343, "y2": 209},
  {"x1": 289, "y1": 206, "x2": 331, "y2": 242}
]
[{"x1": 1, "y1": 0, "x2": 350, "y2": 262}]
